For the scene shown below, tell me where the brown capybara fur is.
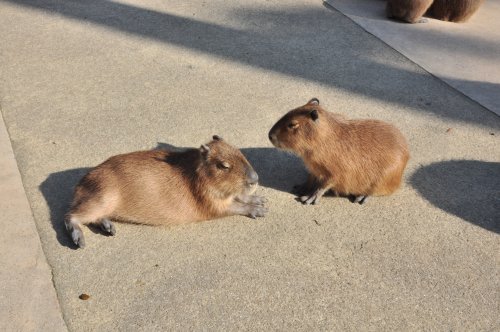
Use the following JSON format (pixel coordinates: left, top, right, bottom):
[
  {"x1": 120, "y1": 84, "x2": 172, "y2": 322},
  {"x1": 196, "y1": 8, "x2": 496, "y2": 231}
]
[
  {"x1": 386, "y1": 0, "x2": 434, "y2": 23},
  {"x1": 426, "y1": 0, "x2": 484, "y2": 22},
  {"x1": 386, "y1": 0, "x2": 484, "y2": 23},
  {"x1": 268, "y1": 98, "x2": 409, "y2": 205},
  {"x1": 65, "y1": 136, "x2": 266, "y2": 248}
]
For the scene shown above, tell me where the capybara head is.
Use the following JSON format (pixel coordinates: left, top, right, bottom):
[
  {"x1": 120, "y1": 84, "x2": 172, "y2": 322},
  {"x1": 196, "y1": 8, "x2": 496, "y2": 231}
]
[
  {"x1": 198, "y1": 135, "x2": 259, "y2": 197},
  {"x1": 268, "y1": 98, "x2": 325, "y2": 155}
]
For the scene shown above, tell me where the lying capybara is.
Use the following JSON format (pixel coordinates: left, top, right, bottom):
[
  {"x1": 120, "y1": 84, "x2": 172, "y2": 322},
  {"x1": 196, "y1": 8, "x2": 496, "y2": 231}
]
[{"x1": 66, "y1": 136, "x2": 267, "y2": 248}]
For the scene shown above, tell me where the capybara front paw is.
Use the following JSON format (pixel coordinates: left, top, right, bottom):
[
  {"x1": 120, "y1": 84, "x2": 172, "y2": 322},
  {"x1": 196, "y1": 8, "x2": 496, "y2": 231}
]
[
  {"x1": 247, "y1": 205, "x2": 268, "y2": 219},
  {"x1": 249, "y1": 195, "x2": 267, "y2": 206},
  {"x1": 236, "y1": 194, "x2": 267, "y2": 206}
]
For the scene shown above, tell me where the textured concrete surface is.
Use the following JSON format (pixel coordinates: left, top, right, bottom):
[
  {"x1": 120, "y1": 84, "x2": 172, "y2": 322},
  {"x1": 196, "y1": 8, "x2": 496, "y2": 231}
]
[
  {"x1": 325, "y1": 0, "x2": 500, "y2": 116},
  {"x1": 0, "y1": 112, "x2": 66, "y2": 331},
  {"x1": 0, "y1": 0, "x2": 499, "y2": 330}
]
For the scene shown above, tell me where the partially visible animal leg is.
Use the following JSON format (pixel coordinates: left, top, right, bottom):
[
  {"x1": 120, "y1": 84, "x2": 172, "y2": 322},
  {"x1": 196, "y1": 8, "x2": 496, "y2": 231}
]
[
  {"x1": 228, "y1": 201, "x2": 268, "y2": 219},
  {"x1": 99, "y1": 218, "x2": 116, "y2": 235}
]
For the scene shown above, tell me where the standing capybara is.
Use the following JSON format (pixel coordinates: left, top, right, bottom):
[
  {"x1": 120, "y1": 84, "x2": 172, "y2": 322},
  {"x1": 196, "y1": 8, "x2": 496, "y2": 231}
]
[{"x1": 268, "y1": 98, "x2": 409, "y2": 205}]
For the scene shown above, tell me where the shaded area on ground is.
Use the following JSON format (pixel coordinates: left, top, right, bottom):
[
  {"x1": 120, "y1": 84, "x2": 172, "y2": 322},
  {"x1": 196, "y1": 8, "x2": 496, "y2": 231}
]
[
  {"x1": 39, "y1": 167, "x2": 91, "y2": 249},
  {"x1": 155, "y1": 143, "x2": 308, "y2": 193},
  {"x1": 411, "y1": 160, "x2": 500, "y2": 233},
  {"x1": 4, "y1": 0, "x2": 499, "y2": 128},
  {"x1": 40, "y1": 144, "x2": 307, "y2": 249},
  {"x1": 324, "y1": 0, "x2": 500, "y2": 116}
]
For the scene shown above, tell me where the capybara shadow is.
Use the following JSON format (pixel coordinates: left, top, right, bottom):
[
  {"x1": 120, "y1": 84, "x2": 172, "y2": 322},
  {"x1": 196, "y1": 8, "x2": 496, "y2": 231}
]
[
  {"x1": 241, "y1": 148, "x2": 308, "y2": 193},
  {"x1": 156, "y1": 142, "x2": 310, "y2": 193},
  {"x1": 411, "y1": 160, "x2": 500, "y2": 233},
  {"x1": 39, "y1": 167, "x2": 91, "y2": 249},
  {"x1": 41, "y1": 143, "x2": 308, "y2": 248}
]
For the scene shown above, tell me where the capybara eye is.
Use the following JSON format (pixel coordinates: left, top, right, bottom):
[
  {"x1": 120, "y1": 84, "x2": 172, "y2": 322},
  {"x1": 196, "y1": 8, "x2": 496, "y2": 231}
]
[
  {"x1": 217, "y1": 161, "x2": 231, "y2": 169},
  {"x1": 288, "y1": 122, "x2": 299, "y2": 129}
]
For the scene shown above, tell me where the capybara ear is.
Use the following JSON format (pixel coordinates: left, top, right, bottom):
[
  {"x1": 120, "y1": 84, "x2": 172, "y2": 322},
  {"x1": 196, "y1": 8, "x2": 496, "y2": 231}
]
[
  {"x1": 307, "y1": 98, "x2": 319, "y2": 106},
  {"x1": 200, "y1": 144, "x2": 210, "y2": 159},
  {"x1": 310, "y1": 109, "x2": 319, "y2": 121},
  {"x1": 212, "y1": 135, "x2": 222, "y2": 141}
]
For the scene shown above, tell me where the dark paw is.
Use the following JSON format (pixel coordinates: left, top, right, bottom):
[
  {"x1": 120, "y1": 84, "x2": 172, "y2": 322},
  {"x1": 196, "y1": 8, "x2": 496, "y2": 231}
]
[
  {"x1": 100, "y1": 219, "x2": 116, "y2": 236},
  {"x1": 71, "y1": 228, "x2": 86, "y2": 248}
]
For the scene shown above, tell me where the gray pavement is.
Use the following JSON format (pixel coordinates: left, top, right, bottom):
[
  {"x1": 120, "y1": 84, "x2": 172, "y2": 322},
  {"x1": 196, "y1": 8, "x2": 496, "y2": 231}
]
[
  {"x1": 325, "y1": 0, "x2": 500, "y2": 116},
  {"x1": 0, "y1": 113, "x2": 66, "y2": 330},
  {"x1": 0, "y1": 0, "x2": 499, "y2": 331}
]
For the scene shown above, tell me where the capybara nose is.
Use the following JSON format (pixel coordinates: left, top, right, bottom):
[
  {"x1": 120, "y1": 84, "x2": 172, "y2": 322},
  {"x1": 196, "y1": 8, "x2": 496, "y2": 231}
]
[
  {"x1": 268, "y1": 132, "x2": 276, "y2": 142},
  {"x1": 247, "y1": 170, "x2": 259, "y2": 185}
]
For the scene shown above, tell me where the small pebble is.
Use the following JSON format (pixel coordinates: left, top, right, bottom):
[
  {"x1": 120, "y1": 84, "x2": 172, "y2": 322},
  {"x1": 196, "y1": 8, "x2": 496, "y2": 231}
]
[{"x1": 79, "y1": 293, "x2": 90, "y2": 300}]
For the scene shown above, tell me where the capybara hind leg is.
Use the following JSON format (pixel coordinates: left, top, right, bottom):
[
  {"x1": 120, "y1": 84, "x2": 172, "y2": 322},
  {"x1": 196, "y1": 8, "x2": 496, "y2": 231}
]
[
  {"x1": 65, "y1": 216, "x2": 86, "y2": 248},
  {"x1": 381, "y1": 168, "x2": 404, "y2": 195},
  {"x1": 293, "y1": 174, "x2": 318, "y2": 197},
  {"x1": 99, "y1": 218, "x2": 116, "y2": 236},
  {"x1": 301, "y1": 187, "x2": 329, "y2": 205}
]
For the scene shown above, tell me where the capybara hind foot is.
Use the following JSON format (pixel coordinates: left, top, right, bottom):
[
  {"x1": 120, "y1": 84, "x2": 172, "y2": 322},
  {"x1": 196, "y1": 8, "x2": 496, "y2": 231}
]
[
  {"x1": 65, "y1": 217, "x2": 85, "y2": 248},
  {"x1": 100, "y1": 218, "x2": 116, "y2": 236},
  {"x1": 300, "y1": 187, "x2": 328, "y2": 205},
  {"x1": 353, "y1": 195, "x2": 369, "y2": 205}
]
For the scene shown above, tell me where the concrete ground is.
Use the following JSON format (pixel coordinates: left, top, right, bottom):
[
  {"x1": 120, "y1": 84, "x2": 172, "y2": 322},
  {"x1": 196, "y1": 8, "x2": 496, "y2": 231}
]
[
  {"x1": 0, "y1": 113, "x2": 66, "y2": 331},
  {"x1": 325, "y1": 0, "x2": 500, "y2": 116},
  {"x1": 0, "y1": 0, "x2": 498, "y2": 331}
]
